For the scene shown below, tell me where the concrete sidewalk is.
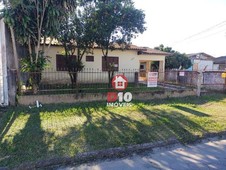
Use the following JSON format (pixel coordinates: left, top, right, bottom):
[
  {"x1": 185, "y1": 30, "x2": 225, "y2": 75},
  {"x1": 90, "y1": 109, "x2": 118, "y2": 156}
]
[{"x1": 58, "y1": 138, "x2": 226, "y2": 170}]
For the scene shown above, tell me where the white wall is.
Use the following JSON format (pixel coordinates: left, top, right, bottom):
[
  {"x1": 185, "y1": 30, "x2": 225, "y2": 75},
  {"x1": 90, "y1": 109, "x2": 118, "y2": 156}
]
[
  {"x1": 44, "y1": 46, "x2": 140, "y2": 71},
  {"x1": 213, "y1": 64, "x2": 219, "y2": 71},
  {"x1": 0, "y1": 19, "x2": 9, "y2": 106},
  {"x1": 41, "y1": 46, "x2": 165, "y2": 84},
  {"x1": 194, "y1": 59, "x2": 213, "y2": 71}
]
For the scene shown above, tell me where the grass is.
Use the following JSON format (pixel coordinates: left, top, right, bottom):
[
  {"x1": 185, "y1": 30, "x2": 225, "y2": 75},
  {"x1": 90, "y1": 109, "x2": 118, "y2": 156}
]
[{"x1": 1, "y1": 94, "x2": 226, "y2": 167}]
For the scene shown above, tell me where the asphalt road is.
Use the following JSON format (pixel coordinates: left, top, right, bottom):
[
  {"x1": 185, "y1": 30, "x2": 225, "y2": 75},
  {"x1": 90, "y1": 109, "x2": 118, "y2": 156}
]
[{"x1": 58, "y1": 138, "x2": 226, "y2": 170}]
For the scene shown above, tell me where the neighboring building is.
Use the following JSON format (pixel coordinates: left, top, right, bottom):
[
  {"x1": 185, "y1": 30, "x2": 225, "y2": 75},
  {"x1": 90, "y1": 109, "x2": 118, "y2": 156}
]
[
  {"x1": 213, "y1": 56, "x2": 226, "y2": 71},
  {"x1": 187, "y1": 53, "x2": 215, "y2": 71},
  {"x1": 41, "y1": 44, "x2": 169, "y2": 84}
]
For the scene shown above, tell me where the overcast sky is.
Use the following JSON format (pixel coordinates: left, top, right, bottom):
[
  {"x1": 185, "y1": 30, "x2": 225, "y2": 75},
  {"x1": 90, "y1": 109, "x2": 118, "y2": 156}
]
[{"x1": 133, "y1": 0, "x2": 226, "y2": 57}]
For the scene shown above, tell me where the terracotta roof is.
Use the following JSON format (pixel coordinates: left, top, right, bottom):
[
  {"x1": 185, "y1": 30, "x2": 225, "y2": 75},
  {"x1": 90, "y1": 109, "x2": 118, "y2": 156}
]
[
  {"x1": 41, "y1": 38, "x2": 168, "y2": 55},
  {"x1": 42, "y1": 39, "x2": 145, "y2": 50},
  {"x1": 138, "y1": 48, "x2": 170, "y2": 56}
]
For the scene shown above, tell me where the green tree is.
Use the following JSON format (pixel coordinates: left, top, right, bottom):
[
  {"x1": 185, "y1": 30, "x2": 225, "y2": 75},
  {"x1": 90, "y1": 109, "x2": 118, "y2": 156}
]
[
  {"x1": 3, "y1": 0, "x2": 77, "y2": 93},
  {"x1": 91, "y1": 0, "x2": 146, "y2": 87},
  {"x1": 58, "y1": 1, "x2": 95, "y2": 87},
  {"x1": 155, "y1": 44, "x2": 191, "y2": 70}
]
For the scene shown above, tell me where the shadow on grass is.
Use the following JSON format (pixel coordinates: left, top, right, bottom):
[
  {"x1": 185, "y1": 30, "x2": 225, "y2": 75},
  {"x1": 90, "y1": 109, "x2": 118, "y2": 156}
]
[
  {"x1": 53, "y1": 106, "x2": 157, "y2": 153},
  {"x1": 53, "y1": 103, "x2": 210, "y2": 158},
  {"x1": 132, "y1": 93, "x2": 226, "y2": 106},
  {"x1": 171, "y1": 105, "x2": 209, "y2": 117},
  {"x1": 0, "y1": 110, "x2": 54, "y2": 167},
  {"x1": 0, "y1": 109, "x2": 17, "y2": 142},
  {"x1": 136, "y1": 104, "x2": 208, "y2": 143},
  {"x1": 0, "y1": 93, "x2": 225, "y2": 167}
]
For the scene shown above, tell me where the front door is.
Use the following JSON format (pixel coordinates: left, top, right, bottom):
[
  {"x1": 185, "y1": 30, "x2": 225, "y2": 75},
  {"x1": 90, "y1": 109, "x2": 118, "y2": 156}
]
[{"x1": 139, "y1": 62, "x2": 147, "y2": 81}]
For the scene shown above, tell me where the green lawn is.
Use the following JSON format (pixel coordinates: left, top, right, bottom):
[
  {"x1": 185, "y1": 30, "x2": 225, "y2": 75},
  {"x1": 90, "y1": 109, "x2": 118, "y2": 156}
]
[{"x1": 0, "y1": 94, "x2": 226, "y2": 167}]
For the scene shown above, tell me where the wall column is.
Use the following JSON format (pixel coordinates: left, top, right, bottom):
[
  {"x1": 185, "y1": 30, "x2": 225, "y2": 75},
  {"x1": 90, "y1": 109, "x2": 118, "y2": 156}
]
[{"x1": 158, "y1": 60, "x2": 165, "y2": 81}]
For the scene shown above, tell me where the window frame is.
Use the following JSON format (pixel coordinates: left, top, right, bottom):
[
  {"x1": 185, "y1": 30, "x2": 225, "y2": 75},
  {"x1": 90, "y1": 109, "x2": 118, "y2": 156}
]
[
  {"x1": 102, "y1": 56, "x2": 119, "y2": 71},
  {"x1": 56, "y1": 54, "x2": 76, "y2": 71},
  {"x1": 86, "y1": 55, "x2": 94, "y2": 62}
]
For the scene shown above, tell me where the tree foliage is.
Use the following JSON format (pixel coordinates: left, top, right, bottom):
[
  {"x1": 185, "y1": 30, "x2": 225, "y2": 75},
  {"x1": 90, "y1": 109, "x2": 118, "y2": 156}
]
[
  {"x1": 2, "y1": 0, "x2": 146, "y2": 90},
  {"x1": 155, "y1": 44, "x2": 191, "y2": 70},
  {"x1": 3, "y1": 0, "x2": 77, "y2": 93},
  {"x1": 3, "y1": 0, "x2": 77, "y2": 65},
  {"x1": 90, "y1": 0, "x2": 146, "y2": 86},
  {"x1": 58, "y1": 0, "x2": 146, "y2": 87},
  {"x1": 58, "y1": 1, "x2": 95, "y2": 87}
]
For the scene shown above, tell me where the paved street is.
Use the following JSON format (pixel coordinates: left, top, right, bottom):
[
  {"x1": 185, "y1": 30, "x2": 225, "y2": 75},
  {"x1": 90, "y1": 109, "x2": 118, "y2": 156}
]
[{"x1": 58, "y1": 138, "x2": 226, "y2": 170}]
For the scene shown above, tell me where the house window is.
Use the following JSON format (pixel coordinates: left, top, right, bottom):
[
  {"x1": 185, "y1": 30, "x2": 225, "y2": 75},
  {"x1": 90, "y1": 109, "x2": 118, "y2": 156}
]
[
  {"x1": 102, "y1": 56, "x2": 119, "y2": 71},
  {"x1": 56, "y1": 54, "x2": 76, "y2": 71},
  {"x1": 140, "y1": 63, "x2": 146, "y2": 70},
  {"x1": 86, "y1": 55, "x2": 94, "y2": 62}
]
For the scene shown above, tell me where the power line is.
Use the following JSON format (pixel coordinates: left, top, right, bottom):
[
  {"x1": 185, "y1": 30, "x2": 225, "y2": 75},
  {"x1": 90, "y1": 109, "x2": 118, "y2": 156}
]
[
  {"x1": 188, "y1": 28, "x2": 226, "y2": 42},
  {"x1": 174, "y1": 20, "x2": 226, "y2": 44}
]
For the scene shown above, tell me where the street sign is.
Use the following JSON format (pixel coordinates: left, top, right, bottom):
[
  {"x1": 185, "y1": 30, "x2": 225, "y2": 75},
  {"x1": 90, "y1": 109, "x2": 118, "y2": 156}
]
[{"x1": 179, "y1": 71, "x2": 185, "y2": 76}]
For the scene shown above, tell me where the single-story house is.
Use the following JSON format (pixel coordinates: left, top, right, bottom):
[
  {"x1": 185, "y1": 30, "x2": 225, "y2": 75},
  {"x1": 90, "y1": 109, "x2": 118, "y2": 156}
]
[
  {"x1": 213, "y1": 56, "x2": 226, "y2": 71},
  {"x1": 41, "y1": 44, "x2": 169, "y2": 84},
  {"x1": 187, "y1": 53, "x2": 215, "y2": 71}
]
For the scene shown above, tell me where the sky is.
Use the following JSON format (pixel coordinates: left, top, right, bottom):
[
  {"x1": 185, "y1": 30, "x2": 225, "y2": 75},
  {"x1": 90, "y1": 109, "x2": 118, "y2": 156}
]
[
  {"x1": 1, "y1": 1, "x2": 226, "y2": 57},
  {"x1": 132, "y1": 0, "x2": 226, "y2": 57}
]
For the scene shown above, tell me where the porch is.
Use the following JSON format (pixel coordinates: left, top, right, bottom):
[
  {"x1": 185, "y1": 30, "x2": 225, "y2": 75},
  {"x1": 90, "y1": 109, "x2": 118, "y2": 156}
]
[{"x1": 139, "y1": 60, "x2": 165, "y2": 82}]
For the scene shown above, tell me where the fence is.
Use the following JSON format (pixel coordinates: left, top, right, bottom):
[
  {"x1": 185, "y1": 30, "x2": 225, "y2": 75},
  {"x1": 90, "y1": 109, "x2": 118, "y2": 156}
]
[
  {"x1": 202, "y1": 71, "x2": 226, "y2": 91},
  {"x1": 164, "y1": 70, "x2": 199, "y2": 87},
  {"x1": 163, "y1": 70, "x2": 226, "y2": 92},
  {"x1": 20, "y1": 69, "x2": 194, "y2": 95},
  {"x1": 20, "y1": 69, "x2": 156, "y2": 95},
  {"x1": 18, "y1": 69, "x2": 226, "y2": 96},
  {"x1": 18, "y1": 69, "x2": 226, "y2": 94}
]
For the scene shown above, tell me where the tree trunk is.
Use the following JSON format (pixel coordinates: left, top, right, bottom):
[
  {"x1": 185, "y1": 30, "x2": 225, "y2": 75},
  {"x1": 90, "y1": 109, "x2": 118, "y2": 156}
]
[
  {"x1": 30, "y1": 72, "x2": 41, "y2": 94},
  {"x1": 108, "y1": 70, "x2": 115, "y2": 88},
  {"x1": 9, "y1": 26, "x2": 21, "y2": 94},
  {"x1": 32, "y1": 83, "x2": 38, "y2": 94},
  {"x1": 68, "y1": 70, "x2": 78, "y2": 88}
]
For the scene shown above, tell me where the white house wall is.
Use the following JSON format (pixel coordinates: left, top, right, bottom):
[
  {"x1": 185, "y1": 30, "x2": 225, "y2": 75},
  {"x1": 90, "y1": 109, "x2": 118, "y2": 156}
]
[
  {"x1": 42, "y1": 46, "x2": 165, "y2": 84},
  {"x1": 44, "y1": 46, "x2": 140, "y2": 70},
  {"x1": 194, "y1": 59, "x2": 213, "y2": 71},
  {"x1": 0, "y1": 19, "x2": 9, "y2": 106},
  {"x1": 138, "y1": 55, "x2": 165, "y2": 62},
  {"x1": 213, "y1": 64, "x2": 219, "y2": 71}
]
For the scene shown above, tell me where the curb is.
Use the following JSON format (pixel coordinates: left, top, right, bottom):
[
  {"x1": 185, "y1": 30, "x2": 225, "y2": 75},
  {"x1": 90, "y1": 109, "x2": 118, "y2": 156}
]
[
  {"x1": 9, "y1": 131, "x2": 226, "y2": 170},
  {"x1": 14, "y1": 138, "x2": 179, "y2": 170}
]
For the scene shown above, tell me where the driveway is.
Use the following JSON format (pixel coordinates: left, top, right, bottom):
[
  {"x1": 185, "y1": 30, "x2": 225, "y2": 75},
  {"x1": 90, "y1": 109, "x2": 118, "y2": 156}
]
[{"x1": 57, "y1": 138, "x2": 226, "y2": 170}]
